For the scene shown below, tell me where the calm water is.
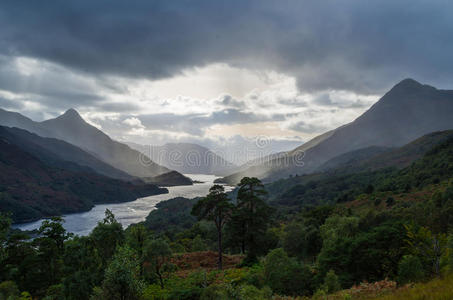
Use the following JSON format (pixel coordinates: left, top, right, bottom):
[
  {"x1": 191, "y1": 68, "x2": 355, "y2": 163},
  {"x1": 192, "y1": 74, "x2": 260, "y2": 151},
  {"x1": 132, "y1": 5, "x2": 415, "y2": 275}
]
[{"x1": 13, "y1": 174, "x2": 231, "y2": 236}]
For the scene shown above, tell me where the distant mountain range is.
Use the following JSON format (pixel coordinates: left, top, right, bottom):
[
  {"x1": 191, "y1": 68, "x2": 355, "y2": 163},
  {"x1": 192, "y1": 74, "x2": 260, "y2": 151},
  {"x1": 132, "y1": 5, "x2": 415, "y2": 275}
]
[
  {"x1": 0, "y1": 108, "x2": 170, "y2": 178},
  {"x1": 218, "y1": 79, "x2": 453, "y2": 184},
  {"x1": 128, "y1": 142, "x2": 237, "y2": 176}
]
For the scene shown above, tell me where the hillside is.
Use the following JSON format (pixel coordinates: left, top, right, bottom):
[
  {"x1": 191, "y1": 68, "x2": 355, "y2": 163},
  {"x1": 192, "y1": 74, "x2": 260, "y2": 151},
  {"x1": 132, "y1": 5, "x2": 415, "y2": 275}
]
[
  {"x1": 0, "y1": 126, "x2": 134, "y2": 181},
  {"x1": 266, "y1": 131, "x2": 453, "y2": 208},
  {"x1": 129, "y1": 142, "x2": 236, "y2": 176},
  {"x1": 2, "y1": 117, "x2": 453, "y2": 299},
  {"x1": 144, "y1": 171, "x2": 194, "y2": 186},
  {"x1": 0, "y1": 108, "x2": 170, "y2": 178},
  {"x1": 0, "y1": 139, "x2": 167, "y2": 223},
  {"x1": 318, "y1": 130, "x2": 453, "y2": 173},
  {"x1": 219, "y1": 79, "x2": 453, "y2": 184}
]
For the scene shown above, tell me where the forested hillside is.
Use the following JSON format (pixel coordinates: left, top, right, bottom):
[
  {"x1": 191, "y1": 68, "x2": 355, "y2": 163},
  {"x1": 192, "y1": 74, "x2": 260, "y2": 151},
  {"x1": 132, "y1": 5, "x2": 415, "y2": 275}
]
[
  {"x1": 0, "y1": 138, "x2": 167, "y2": 223},
  {"x1": 1, "y1": 132, "x2": 453, "y2": 299}
]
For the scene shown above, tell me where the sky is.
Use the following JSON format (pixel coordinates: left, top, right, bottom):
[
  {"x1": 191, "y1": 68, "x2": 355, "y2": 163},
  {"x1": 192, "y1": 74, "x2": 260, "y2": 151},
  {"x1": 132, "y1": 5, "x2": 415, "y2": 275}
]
[{"x1": 0, "y1": 0, "x2": 452, "y2": 164}]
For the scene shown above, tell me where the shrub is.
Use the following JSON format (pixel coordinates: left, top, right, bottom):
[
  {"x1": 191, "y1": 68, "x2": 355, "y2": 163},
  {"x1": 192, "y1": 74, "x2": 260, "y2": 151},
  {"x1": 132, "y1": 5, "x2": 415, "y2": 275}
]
[
  {"x1": 0, "y1": 281, "x2": 20, "y2": 299},
  {"x1": 322, "y1": 269, "x2": 341, "y2": 293},
  {"x1": 397, "y1": 255, "x2": 425, "y2": 284},
  {"x1": 263, "y1": 248, "x2": 312, "y2": 296}
]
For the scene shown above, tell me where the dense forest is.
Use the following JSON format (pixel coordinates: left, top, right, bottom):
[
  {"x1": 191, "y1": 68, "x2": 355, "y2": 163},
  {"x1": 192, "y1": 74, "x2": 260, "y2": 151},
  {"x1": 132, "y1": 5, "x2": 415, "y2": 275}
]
[{"x1": 1, "y1": 136, "x2": 453, "y2": 299}]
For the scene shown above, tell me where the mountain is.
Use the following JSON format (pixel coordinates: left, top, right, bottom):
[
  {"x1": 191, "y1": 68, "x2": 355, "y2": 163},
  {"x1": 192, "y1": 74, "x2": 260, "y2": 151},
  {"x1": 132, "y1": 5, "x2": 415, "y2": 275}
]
[
  {"x1": 0, "y1": 108, "x2": 52, "y2": 137},
  {"x1": 0, "y1": 126, "x2": 134, "y2": 181},
  {"x1": 266, "y1": 131, "x2": 453, "y2": 208},
  {"x1": 0, "y1": 108, "x2": 170, "y2": 178},
  {"x1": 316, "y1": 146, "x2": 391, "y2": 172},
  {"x1": 144, "y1": 170, "x2": 194, "y2": 186},
  {"x1": 39, "y1": 109, "x2": 170, "y2": 178},
  {"x1": 218, "y1": 79, "x2": 453, "y2": 184},
  {"x1": 128, "y1": 142, "x2": 237, "y2": 176},
  {"x1": 0, "y1": 138, "x2": 167, "y2": 223},
  {"x1": 318, "y1": 130, "x2": 453, "y2": 173}
]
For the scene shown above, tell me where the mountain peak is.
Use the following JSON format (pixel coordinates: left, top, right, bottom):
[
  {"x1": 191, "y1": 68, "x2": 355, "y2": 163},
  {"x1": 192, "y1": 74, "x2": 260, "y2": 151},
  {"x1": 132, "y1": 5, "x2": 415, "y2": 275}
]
[
  {"x1": 389, "y1": 78, "x2": 436, "y2": 93},
  {"x1": 58, "y1": 108, "x2": 84, "y2": 122},
  {"x1": 397, "y1": 78, "x2": 421, "y2": 87},
  {"x1": 63, "y1": 108, "x2": 81, "y2": 117},
  {"x1": 380, "y1": 78, "x2": 439, "y2": 101}
]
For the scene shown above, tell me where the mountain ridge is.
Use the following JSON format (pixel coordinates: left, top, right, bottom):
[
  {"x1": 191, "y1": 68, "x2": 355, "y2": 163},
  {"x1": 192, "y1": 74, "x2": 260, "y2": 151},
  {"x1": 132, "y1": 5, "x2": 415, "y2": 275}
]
[
  {"x1": 128, "y1": 142, "x2": 237, "y2": 176},
  {"x1": 0, "y1": 108, "x2": 171, "y2": 179},
  {"x1": 218, "y1": 78, "x2": 453, "y2": 184},
  {"x1": 0, "y1": 125, "x2": 134, "y2": 181}
]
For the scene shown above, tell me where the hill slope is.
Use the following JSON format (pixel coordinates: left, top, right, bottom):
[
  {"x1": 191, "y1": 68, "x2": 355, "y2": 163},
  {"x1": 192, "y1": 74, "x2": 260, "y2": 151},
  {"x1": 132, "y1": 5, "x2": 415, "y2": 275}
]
[
  {"x1": 0, "y1": 139, "x2": 167, "y2": 223},
  {"x1": 266, "y1": 130, "x2": 453, "y2": 208},
  {"x1": 219, "y1": 79, "x2": 453, "y2": 184},
  {"x1": 0, "y1": 126, "x2": 134, "y2": 181},
  {"x1": 0, "y1": 108, "x2": 170, "y2": 178}
]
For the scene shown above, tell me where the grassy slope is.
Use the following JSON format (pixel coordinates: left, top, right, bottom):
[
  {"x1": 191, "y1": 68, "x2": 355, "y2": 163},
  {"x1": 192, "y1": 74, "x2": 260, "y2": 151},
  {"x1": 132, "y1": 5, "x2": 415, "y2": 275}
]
[{"x1": 318, "y1": 275, "x2": 453, "y2": 299}]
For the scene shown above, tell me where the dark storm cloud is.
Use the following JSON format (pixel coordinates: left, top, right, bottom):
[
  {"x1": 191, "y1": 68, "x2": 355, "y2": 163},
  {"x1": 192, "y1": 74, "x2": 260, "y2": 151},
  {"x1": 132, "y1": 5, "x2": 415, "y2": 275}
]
[
  {"x1": 1, "y1": 0, "x2": 452, "y2": 94},
  {"x1": 0, "y1": 55, "x2": 104, "y2": 110}
]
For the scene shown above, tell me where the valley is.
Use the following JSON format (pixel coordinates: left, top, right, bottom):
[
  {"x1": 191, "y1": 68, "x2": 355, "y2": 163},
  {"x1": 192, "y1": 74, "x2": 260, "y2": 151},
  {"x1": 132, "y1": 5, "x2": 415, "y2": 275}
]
[{"x1": 0, "y1": 2, "x2": 453, "y2": 297}]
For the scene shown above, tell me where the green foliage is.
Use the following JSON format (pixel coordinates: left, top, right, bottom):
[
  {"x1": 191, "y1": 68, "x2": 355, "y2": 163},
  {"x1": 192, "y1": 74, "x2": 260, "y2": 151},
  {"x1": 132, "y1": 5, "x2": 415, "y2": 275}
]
[
  {"x1": 32, "y1": 217, "x2": 71, "y2": 293},
  {"x1": 145, "y1": 197, "x2": 198, "y2": 237},
  {"x1": 317, "y1": 217, "x2": 406, "y2": 286},
  {"x1": 397, "y1": 255, "x2": 425, "y2": 284},
  {"x1": 97, "y1": 246, "x2": 144, "y2": 300},
  {"x1": 142, "y1": 284, "x2": 169, "y2": 300},
  {"x1": 405, "y1": 225, "x2": 448, "y2": 276},
  {"x1": 191, "y1": 235, "x2": 207, "y2": 252},
  {"x1": 62, "y1": 236, "x2": 102, "y2": 300},
  {"x1": 283, "y1": 221, "x2": 310, "y2": 260},
  {"x1": 143, "y1": 239, "x2": 174, "y2": 288},
  {"x1": 263, "y1": 248, "x2": 312, "y2": 296},
  {"x1": 91, "y1": 209, "x2": 124, "y2": 268},
  {"x1": 322, "y1": 270, "x2": 341, "y2": 293},
  {"x1": 0, "y1": 136, "x2": 453, "y2": 299},
  {"x1": 42, "y1": 284, "x2": 64, "y2": 300},
  {"x1": 0, "y1": 281, "x2": 20, "y2": 299},
  {"x1": 237, "y1": 284, "x2": 272, "y2": 300},
  {"x1": 192, "y1": 185, "x2": 234, "y2": 269},
  {"x1": 0, "y1": 213, "x2": 11, "y2": 282},
  {"x1": 229, "y1": 177, "x2": 273, "y2": 264},
  {"x1": 199, "y1": 284, "x2": 230, "y2": 299},
  {"x1": 386, "y1": 196, "x2": 395, "y2": 207}
]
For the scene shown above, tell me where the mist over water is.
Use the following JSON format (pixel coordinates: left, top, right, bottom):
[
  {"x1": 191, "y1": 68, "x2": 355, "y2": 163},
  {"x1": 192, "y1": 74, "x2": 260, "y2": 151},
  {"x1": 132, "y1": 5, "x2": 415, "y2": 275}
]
[{"x1": 14, "y1": 174, "x2": 232, "y2": 236}]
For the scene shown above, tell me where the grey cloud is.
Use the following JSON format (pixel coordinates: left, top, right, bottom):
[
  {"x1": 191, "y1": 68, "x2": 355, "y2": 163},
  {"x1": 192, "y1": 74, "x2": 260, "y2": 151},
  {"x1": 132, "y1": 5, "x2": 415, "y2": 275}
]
[
  {"x1": 289, "y1": 120, "x2": 329, "y2": 134},
  {"x1": 0, "y1": 55, "x2": 105, "y2": 110},
  {"x1": 126, "y1": 109, "x2": 286, "y2": 136},
  {"x1": 312, "y1": 94, "x2": 334, "y2": 106},
  {"x1": 98, "y1": 101, "x2": 142, "y2": 113},
  {"x1": 0, "y1": 97, "x2": 23, "y2": 110},
  {"x1": 219, "y1": 95, "x2": 246, "y2": 109},
  {"x1": 312, "y1": 93, "x2": 371, "y2": 109},
  {"x1": 0, "y1": 0, "x2": 452, "y2": 94}
]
